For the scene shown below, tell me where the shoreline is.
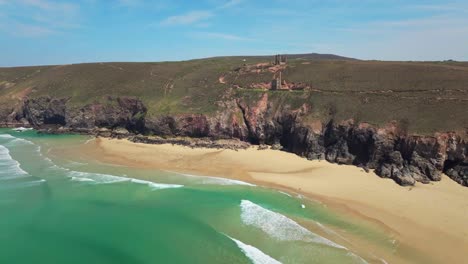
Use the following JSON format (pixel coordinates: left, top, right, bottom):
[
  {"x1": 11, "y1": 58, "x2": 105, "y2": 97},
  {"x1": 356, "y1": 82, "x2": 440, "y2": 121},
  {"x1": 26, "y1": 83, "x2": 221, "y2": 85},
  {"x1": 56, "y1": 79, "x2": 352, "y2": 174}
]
[{"x1": 77, "y1": 137, "x2": 468, "y2": 264}]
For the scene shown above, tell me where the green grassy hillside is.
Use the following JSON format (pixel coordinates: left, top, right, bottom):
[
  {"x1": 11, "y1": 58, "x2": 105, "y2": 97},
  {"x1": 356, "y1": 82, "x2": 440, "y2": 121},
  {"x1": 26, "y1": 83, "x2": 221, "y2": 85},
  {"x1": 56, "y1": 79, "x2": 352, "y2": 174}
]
[{"x1": 1, "y1": 54, "x2": 467, "y2": 134}]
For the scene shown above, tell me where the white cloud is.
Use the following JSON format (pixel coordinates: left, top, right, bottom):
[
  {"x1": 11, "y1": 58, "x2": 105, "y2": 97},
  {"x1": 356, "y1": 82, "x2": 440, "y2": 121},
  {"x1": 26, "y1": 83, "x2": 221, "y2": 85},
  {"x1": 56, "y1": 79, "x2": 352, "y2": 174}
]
[
  {"x1": 158, "y1": 0, "x2": 243, "y2": 27},
  {"x1": 193, "y1": 32, "x2": 253, "y2": 41},
  {"x1": 118, "y1": 0, "x2": 140, "y2": 5},
  {"x1": 13, "y1": 23, "x2": 57, "y2": 37},
  {"x1": 194, "y1": 22, "x2": 211, "y2": 28},
  {"x1": 375, "y1": 15, "x2": 468, "y2": 28},
  {"x1": 333, "y1": 15, "x2": 468, "y2": 61},
  {"x1": 113, "y1": 0, "x2": 172, "y2": 11},
  {"x1": 0, "y1": 0, "x2": 80, "y2": 37},
  {"x1": 160, "y1": 11, "x2": 213, "y2": 26},
  {"x1": 410, "y1": 3, "x2": 468, "y2": 12},
  {"x1": 116, "y1": 0, "x2": 143, "y2": 7},
  {"x1": 340, "y1": 15, "x2": 468, "y2": 34},
  {"x1": 219, "y1": 0, "x2": 243, "y2": 9},
  {"x1": 19, "y1": 0, "x2": 78, "y2": 13}
]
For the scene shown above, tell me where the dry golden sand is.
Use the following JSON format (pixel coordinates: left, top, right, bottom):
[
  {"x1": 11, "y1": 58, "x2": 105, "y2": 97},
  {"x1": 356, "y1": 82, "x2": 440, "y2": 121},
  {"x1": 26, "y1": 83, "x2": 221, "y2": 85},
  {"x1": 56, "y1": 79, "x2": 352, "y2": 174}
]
[{"x1": 82, "y1": 138, "x2": 468, "y2": 264}]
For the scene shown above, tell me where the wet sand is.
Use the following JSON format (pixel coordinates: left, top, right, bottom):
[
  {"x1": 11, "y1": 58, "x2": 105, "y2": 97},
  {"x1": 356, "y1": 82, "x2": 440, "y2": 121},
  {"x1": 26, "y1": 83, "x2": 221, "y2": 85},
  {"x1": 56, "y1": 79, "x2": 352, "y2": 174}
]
[{"x1": 81, "y1": 138, "x2": 468, "y2": 264}]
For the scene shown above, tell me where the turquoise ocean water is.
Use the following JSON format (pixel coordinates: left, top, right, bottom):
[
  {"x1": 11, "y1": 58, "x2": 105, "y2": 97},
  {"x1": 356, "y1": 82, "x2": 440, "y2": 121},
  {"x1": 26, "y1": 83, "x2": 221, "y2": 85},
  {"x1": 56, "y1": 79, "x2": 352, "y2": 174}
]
[{"x1": 0, "y1": 129, "x2": 397, "y2": 264}]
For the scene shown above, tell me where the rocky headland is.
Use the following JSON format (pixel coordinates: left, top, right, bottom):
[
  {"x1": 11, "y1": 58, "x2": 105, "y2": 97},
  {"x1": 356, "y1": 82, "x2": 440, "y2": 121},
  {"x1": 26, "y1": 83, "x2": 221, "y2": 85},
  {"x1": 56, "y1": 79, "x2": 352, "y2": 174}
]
[
  {"x1": 2, "y1": 92, "x2": 466, "y2": 187},
  {"x1": 1, "y1": 56, "x2": 467, "y2": 187}
]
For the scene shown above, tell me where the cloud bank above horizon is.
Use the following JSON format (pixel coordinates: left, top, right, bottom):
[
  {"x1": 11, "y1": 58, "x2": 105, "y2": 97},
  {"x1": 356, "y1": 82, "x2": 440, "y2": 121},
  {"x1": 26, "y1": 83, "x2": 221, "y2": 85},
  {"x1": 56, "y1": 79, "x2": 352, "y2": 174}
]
[{"x1": 0, "y1": 0, "x2": 467, "y2": 66}]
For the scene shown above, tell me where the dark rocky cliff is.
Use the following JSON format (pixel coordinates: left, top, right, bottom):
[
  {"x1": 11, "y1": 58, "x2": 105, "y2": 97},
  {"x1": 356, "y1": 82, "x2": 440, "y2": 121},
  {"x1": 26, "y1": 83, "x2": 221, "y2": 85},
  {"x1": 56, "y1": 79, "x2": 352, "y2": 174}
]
[{"x1": 3, "y1": 94, "x2": 467, "y2": 187}]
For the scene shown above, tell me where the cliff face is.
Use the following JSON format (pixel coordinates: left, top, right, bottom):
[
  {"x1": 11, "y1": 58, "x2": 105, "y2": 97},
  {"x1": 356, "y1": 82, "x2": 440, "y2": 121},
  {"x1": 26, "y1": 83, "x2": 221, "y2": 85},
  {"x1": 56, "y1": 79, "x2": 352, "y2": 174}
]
[
  {"x1": 234, "y1": 94, "x2": 467, "y2": 187},
  {"x1": 5, "y1": 94, "x2": 468, "y2": 187},
  {"x1": 22, "y1": 96, "x2": 147, "y2": 132}
]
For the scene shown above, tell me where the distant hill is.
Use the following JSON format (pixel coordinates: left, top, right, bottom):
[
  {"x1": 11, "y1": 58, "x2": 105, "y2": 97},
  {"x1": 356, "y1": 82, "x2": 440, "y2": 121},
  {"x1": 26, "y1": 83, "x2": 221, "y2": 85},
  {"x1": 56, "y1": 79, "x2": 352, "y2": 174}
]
[
  {"x1": 278, "y1": 53, "x2": 357, "y2": 60},
  {"x1": 206, "y1": 53, "x2": 356, "y2": 62}
]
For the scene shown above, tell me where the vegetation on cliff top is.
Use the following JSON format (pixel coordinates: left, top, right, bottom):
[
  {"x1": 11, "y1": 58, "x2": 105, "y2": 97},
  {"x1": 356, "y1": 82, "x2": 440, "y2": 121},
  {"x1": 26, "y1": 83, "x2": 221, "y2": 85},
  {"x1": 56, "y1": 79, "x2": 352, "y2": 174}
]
[{"x1": 1, "y1": 54, "x2": 467, "y2": 134}]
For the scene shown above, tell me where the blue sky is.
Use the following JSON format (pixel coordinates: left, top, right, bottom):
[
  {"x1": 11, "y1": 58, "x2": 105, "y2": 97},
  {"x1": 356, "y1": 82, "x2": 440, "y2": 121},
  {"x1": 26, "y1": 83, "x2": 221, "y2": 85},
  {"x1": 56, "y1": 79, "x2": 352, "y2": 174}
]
[{"x1": 0, "y1": 0, "x2": 467, "y2": 66}]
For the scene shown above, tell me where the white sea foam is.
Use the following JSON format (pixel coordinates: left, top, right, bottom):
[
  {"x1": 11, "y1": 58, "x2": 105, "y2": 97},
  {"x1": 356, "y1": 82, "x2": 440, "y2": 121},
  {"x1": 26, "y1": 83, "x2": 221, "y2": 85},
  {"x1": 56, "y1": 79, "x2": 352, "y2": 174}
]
[
  {"x1": 0, "y1": 134, "x2": 15, "y2": 139},
  {"x1": 226, "y1": 235, "x2": 282, "y2": 264},
  {"x1": 93, "y1": 160, "x2": 128, "y2": 168},
  {"x1": 240, "y1": 200, "x2": 346, "y2": 249},
  {"x1": 346, "y1": 252, "x2": 369, "y2": 264},
  {"x1": 0, "y1": 145, "x2": 29, "y2": 179},
  {"x1": 12, "y1": 127, "x2": 33, "y2": 132},
  {"x1": 12, "y1": 137, "x2": 35, "y2": 145},
  {"x1": 68, "y1": 170, "x2": 183, "y2": 189},
  {"x1": 0, "y1": 133, "x2": 36, "y2": 146},
  {"x1": 379, "y1": 258, "x2": 389, "y2": 264},
  {"x1": 25, "y1": 179, "x2": 46, "y2": 185},
  {"x1": 66, "y1": 160, "x2": 89, "y2": 167},
  {"x1": 68, "y1": 171, "x2": 130, "y2": 184},
  {"x1": 84, "y1": 138, "x2": 95, "y2": 145},
  {"x1": 2, "y1": 179, "x2": 46, "y2": 189},
  {"x1": 71, "y1": 176, "x2": 95, "y2": 182},
  {"x1": 278, "y1": 191, "x2": 292, "y2": 197},
  {"x1": 129, "y1": 178, "x2": 183, "y2": 190},
  {"x1": 171, "y1": 171, "x2": 255, "y2": 186},
  {"x1": 1, "y1": 134, "x2": 41, "y2": 158}
]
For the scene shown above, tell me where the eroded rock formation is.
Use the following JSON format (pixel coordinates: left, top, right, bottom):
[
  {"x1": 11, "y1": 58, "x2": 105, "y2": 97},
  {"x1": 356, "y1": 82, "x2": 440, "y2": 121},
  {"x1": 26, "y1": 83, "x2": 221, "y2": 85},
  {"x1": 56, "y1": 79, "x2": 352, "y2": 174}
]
[{"x1": 3, "y1": 94, "x2": 467, "y2": 187}]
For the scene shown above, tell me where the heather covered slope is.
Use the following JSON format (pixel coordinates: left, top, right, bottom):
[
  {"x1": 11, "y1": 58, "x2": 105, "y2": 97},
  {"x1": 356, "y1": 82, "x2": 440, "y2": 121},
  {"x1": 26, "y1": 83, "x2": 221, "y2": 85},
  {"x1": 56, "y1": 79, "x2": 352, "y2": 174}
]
[{"x1": 1, "y1": 55, "x2": 467, "y2": 134}]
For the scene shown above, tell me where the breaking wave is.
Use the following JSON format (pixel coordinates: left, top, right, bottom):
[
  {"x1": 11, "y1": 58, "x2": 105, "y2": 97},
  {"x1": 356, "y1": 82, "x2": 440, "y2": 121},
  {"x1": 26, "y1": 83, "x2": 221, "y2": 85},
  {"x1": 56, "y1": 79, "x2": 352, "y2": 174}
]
[
  {"x1": 68, "y1": 171, "x2": 123, "y2": 184},
  {"x1": 0, "y1": 133, "x2": 36, "y2": 146},
  {"x1": 278, "y1": 191, "x2": 292, "y2": 197},
  {"x1": 226, "y1": 235, "x2": 282, "y2": 264},
  {"x1": 18, "y1": 143, "x2": 185, "y2": 190},
  {"x1": 15, "y1": 179, "x2": 47, "y2": 188},
  {"x1": 67, "y1": 160, "x2": 89, "y2": 167},
  {"x1": 240, "y1": 200, "x2": 346, "y2": 249},
  {"x1": 0, "y1": 145, "x2": 29, "y2": 179},
  {"x1": 68, "y1": 171, "x2": 127, "y2": 184},
  {"x1": 0, "y1": 133, "x2": 40, "y2": 153},
  {"x1": 70, "y1": 176, "x2": 95, "y2": 182},
  {"x1": 68, "y1": 170, "x2": 183, "y2": 189},
  {"x1": 12, "y1": 127, "x2": 33, "y2": 132},
  {"x1": 12, "y1": 137, "x2": 35, "y2": 145},
  {"x1": 129, "y1": 178, "x2": 183, "y2": 190},
  {"x1": 0, "y1": 179, "x2": 46, "y2": 190},
  {"x1": 347, "y1": 252, "x2": 369, "y2": 264},
  {"x1": 170, "y1": 171, "x2": 255, "y2": 186}
]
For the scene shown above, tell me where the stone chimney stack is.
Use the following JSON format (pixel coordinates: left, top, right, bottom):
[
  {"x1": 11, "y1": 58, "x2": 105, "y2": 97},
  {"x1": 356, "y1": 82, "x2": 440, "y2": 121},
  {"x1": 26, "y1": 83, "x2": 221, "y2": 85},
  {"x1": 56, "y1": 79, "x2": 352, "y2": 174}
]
[
  {"x1": 278, "y1": 71, "x2": 282, "y2": 89},
  {"x1": 274, "y1": 55, "x2": 280, "y2": 65},
  {"x1": 274, "y1": 54, "x2": 287, "y2": 65},
  {"x1": 271, "y1": 71, "x2": 282, "y2": 90}
]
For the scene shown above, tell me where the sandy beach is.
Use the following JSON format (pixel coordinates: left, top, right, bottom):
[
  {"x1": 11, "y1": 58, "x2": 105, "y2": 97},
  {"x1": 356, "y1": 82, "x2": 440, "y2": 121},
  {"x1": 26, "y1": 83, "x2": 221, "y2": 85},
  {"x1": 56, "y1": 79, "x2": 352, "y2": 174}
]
[{"x1": 80, "y1": 138, "x2": 468, "y2": 264}]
